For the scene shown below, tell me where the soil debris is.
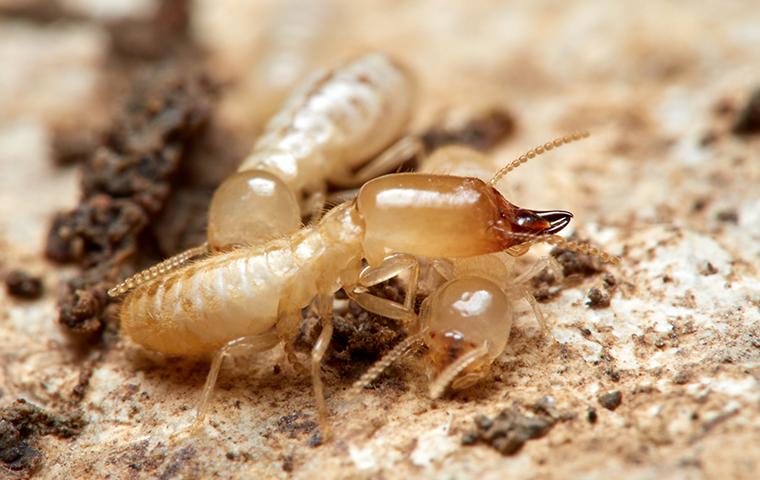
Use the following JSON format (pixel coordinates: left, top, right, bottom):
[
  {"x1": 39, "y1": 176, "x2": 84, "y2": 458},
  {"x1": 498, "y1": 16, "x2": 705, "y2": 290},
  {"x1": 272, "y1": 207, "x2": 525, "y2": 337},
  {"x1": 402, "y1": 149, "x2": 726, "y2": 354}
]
[
  {"x1": 421, "y1": 108, "x2": 516, "y2": 152},
  {"x1": 587, "y1": 407, "x2": 598, "y2": 424},
  {"x1": 45, "y1": 70, "x2": 213, "y2": 337},
  {"x1": 461, "y1": 407, "x2": 557, "y2": 455},
  {"x1": 296, "y1": 280, "x2": 407, "y2": 378},
  {"x1": 0, "y1": 399, "x2": 84, "y2": 477},
  {"x1": 4, "y1": 270, "x2": 43, "y2": 300},
  {"x1": 586, "y1": 287, "x2": 611, "y2": 309},
  {"x1": 275, "y1": 412, "x2": 317, "y2": 439},
  {"x1": 715, "y1": 208, "x2": 739, "y2": 224},
  {"x1": 532, "y1": 237, "x2": 608, "y2": 303},
  {"x1": 598, "y1": 390, "x2": 623, "y2": 411},
  {"x1": 732, "y1": 87, "x2": 760, "y2": 135}
]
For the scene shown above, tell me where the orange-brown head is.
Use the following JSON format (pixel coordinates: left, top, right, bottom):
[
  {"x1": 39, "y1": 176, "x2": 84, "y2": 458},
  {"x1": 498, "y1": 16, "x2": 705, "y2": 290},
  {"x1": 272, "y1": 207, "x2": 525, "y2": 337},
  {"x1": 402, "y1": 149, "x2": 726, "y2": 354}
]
[{"x1": 356, "y1": 173, "x2": 572, "y2": 265}]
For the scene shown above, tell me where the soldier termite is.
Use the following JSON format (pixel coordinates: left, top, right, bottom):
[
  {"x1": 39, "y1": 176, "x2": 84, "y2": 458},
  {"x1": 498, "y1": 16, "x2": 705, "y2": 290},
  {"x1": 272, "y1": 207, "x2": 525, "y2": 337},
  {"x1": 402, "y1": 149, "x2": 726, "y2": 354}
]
[
  {"x1": 350, "y1": 132, "x2": 618, "y2": 400},
  {"x1": 109, "y1": 131, "x2": 619, "y2": 438}
]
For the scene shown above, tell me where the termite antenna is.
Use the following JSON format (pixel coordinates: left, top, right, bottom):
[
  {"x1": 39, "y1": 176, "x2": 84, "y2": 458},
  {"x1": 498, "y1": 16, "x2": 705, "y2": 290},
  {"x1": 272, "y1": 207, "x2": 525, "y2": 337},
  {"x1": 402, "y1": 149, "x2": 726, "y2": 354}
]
[
  {"x1": 489, "y1": 130, "x2": 590, "y2": 186},
  {"x1": 107, "y1": 243, "x2": 210, "y2": 297},
  {"x1": 429, "y1": 341, "x2": 490, "y2": 399},
  {"x1": 348, "y1": 333, "x2": 425, "y2": 397},
  {"x1": 503, "y1": 232, "x2": 621, "y2": 265}
]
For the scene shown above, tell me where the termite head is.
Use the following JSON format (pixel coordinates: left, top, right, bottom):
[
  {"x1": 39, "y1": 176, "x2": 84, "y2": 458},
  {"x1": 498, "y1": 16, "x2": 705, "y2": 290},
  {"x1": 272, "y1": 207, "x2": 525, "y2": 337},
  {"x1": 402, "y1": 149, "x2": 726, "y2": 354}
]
[
  {"x1": 421, "y1": 276, "x2": 513, "y2": 395},
  {"x1": 357, "y1": 173, "x2": 572, "y2": 265}
]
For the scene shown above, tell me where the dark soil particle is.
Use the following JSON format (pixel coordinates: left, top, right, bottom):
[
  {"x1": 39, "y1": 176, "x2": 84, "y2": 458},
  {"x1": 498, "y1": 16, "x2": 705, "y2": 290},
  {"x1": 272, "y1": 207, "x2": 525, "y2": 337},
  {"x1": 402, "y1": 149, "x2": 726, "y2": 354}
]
[
  {"x1": 587, "y1": 407, "x2": 598, "y2": 424},
  {"x1": 732, "y1": 87, "x2": 760, "y2": 135},
  {"x1": 4, "y1": 270, "x2": 43, "y2": 300},
  {"x1": 275, "y1": 412, "x2": 317, "y2": 439},
  {"x1": 598, "y1": 390, "x2": 623, "y2": 411},
  {"x1": 461, "y1": 407, "x2": 557, "y2": 455},
  {"x1": 421, "y1": 108, "x2": 516, "y2": 152},
  {"x1": 586, "y1": 287, "x2": 611, "y2": 309},
  {"x1": 532, "y1": 237, "x2": 608, "y2": 303},
  {"x1": 715, "y1": 209, "x2": 739, "y2": 224},
  {"x1": 45, "y1": 70, "x2": 213, "y2": 336},
  {"x1": 281, "y1": 453, "x2": 295, "y2": 472},
  {"x1": 296, "y1": 280, "x2": 408, "y2": 378},
  {"x1": 0, "y1": 399, "x2": 84, "y2": 476}
]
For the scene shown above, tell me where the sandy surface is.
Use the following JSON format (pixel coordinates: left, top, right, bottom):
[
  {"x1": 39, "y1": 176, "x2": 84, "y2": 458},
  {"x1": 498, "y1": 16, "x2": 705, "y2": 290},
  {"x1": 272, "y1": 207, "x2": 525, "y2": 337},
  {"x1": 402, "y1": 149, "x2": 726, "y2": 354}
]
[{"x1": 1, "y1": 1, "x2": 758, "y2": 479}]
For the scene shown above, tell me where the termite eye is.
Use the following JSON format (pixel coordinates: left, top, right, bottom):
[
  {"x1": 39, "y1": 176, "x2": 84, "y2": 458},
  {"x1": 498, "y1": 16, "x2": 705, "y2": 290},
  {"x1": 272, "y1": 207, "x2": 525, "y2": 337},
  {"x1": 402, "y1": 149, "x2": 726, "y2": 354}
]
[{"x1": 514, "y1": 208, "x2": 573, "y2": 235}]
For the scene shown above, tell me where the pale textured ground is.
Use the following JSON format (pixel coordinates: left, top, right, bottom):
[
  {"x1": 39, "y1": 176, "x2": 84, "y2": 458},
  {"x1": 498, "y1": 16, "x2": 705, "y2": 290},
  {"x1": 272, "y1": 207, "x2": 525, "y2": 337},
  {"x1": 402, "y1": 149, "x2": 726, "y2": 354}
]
[{"x1": 1, "y1": 1, "x2": 759, "y2": 479}]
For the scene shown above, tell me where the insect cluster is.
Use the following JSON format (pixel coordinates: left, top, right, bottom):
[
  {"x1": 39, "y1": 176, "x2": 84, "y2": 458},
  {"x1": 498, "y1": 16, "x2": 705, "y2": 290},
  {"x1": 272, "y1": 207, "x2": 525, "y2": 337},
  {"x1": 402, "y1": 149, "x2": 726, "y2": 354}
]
[{"x1": 108, "y1": 52, "x2": 619, "y2": 439}]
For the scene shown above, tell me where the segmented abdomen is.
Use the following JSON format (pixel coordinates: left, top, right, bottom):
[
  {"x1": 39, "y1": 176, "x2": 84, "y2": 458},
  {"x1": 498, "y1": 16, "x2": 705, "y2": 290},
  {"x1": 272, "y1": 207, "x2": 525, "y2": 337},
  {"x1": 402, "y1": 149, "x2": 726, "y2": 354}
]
[
  {"x1": 238, "y1": 53, "x2": 413, "y2": 194},
  {"x1": 119, "y1": 208, "x2": 363, "y2": 357}
]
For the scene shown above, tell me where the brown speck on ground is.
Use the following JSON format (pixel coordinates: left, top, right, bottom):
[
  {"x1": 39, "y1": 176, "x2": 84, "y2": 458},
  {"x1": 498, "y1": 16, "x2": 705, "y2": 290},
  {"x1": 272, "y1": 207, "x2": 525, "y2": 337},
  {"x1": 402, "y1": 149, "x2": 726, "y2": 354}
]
[
  {"x1": 598, "y1": 391, "x2": 623, "y2": 411},
  {"x1": 421, "y1": 107, "x2": 516, "y2": 153},
  {"x1": 4, "y1": 270, "x2": 43, "y2": 300},
  {"x1": 716, "y1": 208, "x2": 739, "y2": 224},
  {"x1": 461, "y1": 407, "x2": 558, "y2": 455},
  {"x1": 732, "y1": 87, "x2": 760, "y2": 135},
  {"x1": 0, "y1": 400, "x2": 84, "y2": 477}
]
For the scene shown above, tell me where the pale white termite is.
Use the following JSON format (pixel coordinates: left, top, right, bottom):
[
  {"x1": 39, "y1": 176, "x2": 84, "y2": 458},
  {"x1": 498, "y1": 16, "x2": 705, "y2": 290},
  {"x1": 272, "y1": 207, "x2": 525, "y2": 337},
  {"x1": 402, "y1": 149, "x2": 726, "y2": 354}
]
[{"x1": 110, "y1": 134, "x2": 619, "y2": 438}]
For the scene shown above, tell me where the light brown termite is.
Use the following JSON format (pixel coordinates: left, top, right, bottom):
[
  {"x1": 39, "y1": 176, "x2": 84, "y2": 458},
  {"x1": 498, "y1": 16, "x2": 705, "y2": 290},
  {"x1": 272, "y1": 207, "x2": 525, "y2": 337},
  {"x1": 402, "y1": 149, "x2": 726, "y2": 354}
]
[{"x1": 350, "y1": 132, "x2": 618, "y2": 400}]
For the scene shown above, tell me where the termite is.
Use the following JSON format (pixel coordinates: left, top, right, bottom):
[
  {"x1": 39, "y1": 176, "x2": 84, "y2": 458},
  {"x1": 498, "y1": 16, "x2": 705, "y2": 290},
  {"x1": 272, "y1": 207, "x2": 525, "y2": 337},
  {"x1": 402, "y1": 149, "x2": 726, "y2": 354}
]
[
  {"x1": 109, "y1": 131, "x2": 618, "y2": 438},
  {"x1": 350, "y1": 132, "x2": 617, "y2": 400}
]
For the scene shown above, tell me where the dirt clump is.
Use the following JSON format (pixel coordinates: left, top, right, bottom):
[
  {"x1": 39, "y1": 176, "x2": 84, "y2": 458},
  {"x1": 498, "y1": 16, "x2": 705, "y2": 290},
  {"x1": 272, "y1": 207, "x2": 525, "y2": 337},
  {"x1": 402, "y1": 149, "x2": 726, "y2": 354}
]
[
  {"x1": 0, "y1": 399, "x2": 84, "y2": 477},
  {"x1": 421, "y1": 108, "x2": 516, "y2": 153},
  {"x1": 461, "y1": 406, "x2": 557, "y2": 455},
  {"x1": 45, "y1": 70, "x2": 213, "y2": 337},
  {"x1": 296, "y1": 280, "x2": 408, "y2": 379},
  {"x1": 598, "y1": 390, "x2": 623, "y2": 410},
  {"x1": 532, "y1": 237, "x2": 609, "y2": 303},
  {"x1": 4, "y1": 270, "x2": 44, "y2": 300}
]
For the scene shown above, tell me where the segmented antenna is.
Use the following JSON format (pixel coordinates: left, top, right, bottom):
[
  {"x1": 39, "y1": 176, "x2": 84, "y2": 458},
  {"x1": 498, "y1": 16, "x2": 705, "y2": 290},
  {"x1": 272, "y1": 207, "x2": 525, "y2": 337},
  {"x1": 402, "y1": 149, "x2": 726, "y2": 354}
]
[
  {"x1": 348, "y1": 333, "x2": 425, "y2": 397},
  {"x1": 107, "y1": 243, "x2": 210, "y2": 297},
  {"x1": 504, "y1": 231, "x2": 620, "y2": 265},
  {"x1": 489, "y1": 131, "x2": 590, "y2": 186},
  {"x1": 429, "y1": 341, "x2": 490, "y2": 399}
]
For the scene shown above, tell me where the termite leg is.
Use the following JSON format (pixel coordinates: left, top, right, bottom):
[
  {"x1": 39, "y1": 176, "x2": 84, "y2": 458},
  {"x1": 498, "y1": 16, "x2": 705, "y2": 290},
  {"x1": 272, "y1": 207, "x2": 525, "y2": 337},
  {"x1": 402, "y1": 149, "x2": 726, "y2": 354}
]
[
  {"x1": 276, "y1": 307, "x2": 307, "y2": 374},
  {"x1": 330, "y1": 135, "x2": 424, "y2": 187},
  {"x1": 429, "y1": 341, "x2": 490, "y2": 399},
  {"x1": 512, "y1": 255, "x2": 563, "y2": 284},
  {"x1": 346, "y1": 253, "x2": 420, "y2": 323},
  {"x1": 311, "y1": 293, "x2": 334, "y2": 440},
  {"x1": 184, "y1": 330, "x2": 280, "y2": 435},
  {"x1": 510, "y1": 285, "x2": 547, "y2": 333},
  {"x1": 303, "y1": 190, "x2": 327, "y2": 224},
  {"x1": 506, "y1": 256, "x2": 563, "y2": 333},
  {"x1": 348, "y1": 332, "x2": 426, "y2": 396}
]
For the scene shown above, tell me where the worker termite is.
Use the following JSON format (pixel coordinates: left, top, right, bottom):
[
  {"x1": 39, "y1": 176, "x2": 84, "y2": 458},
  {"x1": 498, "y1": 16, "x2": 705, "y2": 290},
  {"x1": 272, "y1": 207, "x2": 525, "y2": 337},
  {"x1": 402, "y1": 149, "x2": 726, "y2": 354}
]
[
  {"x1": 109, "y1": 130, "x2": 619, "y2": 438},
  {"x1": 350, "y1": 132, "x2": 618, "y2": 400}
]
